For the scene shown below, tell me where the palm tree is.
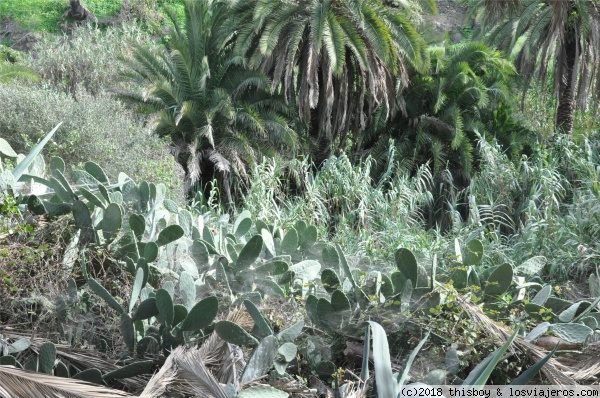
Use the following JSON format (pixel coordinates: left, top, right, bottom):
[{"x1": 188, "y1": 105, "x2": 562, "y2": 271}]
[
  {"x1": 363, "y1": 42, "x2": 528, "y2": 184},
  {"x1": 120, "y1": 0, "x2": 296, "y2": 204},
  {"x1": 232, "y1": 0, "x2": 433, "y2": 167},
  {"x1": 468, "y1": 0, "x2": 600, "y2": 135}
]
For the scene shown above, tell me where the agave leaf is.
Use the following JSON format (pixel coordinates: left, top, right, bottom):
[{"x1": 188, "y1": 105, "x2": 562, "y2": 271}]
[
  {"x1": 397, "y1": 331, "x2": 430, "y2": 387},
  {"x1": 368, "y1": 321, "x2": 397, "y2": 398},
  {"x1": 13, "y1": 123, "x2": 62, "y2": 181},
  {"x1": 462, "y1": 328, "x2": 518, "y2": 387}
]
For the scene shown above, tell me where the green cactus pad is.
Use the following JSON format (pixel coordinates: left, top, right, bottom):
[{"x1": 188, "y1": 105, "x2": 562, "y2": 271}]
[
  {"x1": 294, "y1": 220, "x2": 307, "y2": 234},
  {"x1": 277, "y1": 320, "x2": 304, "y2": 343},
  {"x1": 178, "y1": 209, "x2": 193, "y2": 237},
  {"x1": 531, "y1": 285, "x2": 552, "y2": 306},
  {"x1": 173, "y1": 304, "x2": 188, "y2": 327},
  {"x1": 524, "y1": 303, "x2": 554, "y2": 321},
  {"x1": 179, "y1": 271, "x2": 196, "y2": 310},
  {"x1": 451, "y1": 268, "x2": 468, "y2": 289},
  {"x1": 233, "y1": 210, "x2": 252, "y2": 237},
  {"x1": 524, "y1": 322, "x2": 550, "y2": 342},
  {"x1": 321, "y1": 268, "x2": 341, "y2": 293},
  {"x1": 133, "y1": 298, "x2": 158, "y2": 321},
  {"x1": 306, "y1": 295, "x2": 319, "y2": 325},
  {"x1": 141, "y1": 242, "x2": 158, "y2": 263},
  {"x1": 395, "y1": 248, "x2": 418, "y2": 284},
  {"x1": 137, "y1": 335, "x2": 160, "y2": 356},
  {"x1": 129, "y1": 213, "x2": 145, "y2": 240},
  {"x1": 281, "y1": 228, "x2": 299, "y2": 254},
  {"x1": 331, "y1": 290, "x2": 351, "y2": 312},
  {"x1": 558, "y1": 302, "x2": 585, "y2": 323},
  {"x1": 72, "y1": 200, "x2": 95, "y2": 242},
  {"x1": 236, "y1": 385, "x2": 288, "y2": 398},
  {"x1": 102, "y1": 203, "x2": 122, "y2": 243},
  {"x1": 278, "y1": 342, "x2": 297, "y2": 362},
  {"x1": 298, "y1": 225, "x2": 317, "y2": 251},
  {"x1": 156, "y1": 225, "x2": 184, "y2": 247},
  {"x1": 484, "y1": 263, "x2": 513, "y2": 297},
  {"x1": 180, "y1": 296, "x2": 219, "y2": 331},
  {"x1": 551, "y1": 323, "x2": 593, "y2": 344},
  {"x1": 241, "y1": 335, "x2": 278, "y2": 383},
  {"x1": 256, "y1": 280, "x2": 286, "y2": 298},
  {"x1": 78, "y1": 186, "x2": 107, "y2": 210},
  {"x1": 467, "y1": 268, "x2": 480, "y2": 287},
  {"x1": 54, "y1": 360, "x2": 69, "y2": 378},
  {"x1": 0, "y1": 356, "x2": 16, "y2": 366},
  {"x1": 8, "y1": 338, "x2": 31, "y2": 354},
  {"x1": 321, "y1": 244, "x2": 339, "y2": 269},
  {"x1": 88, "y1": 278, "x2": 124, "y2": 314},
  {"x1": 391, "y1": 271, "x2": 407, "y2": 295},
  {"x1": 255, "y1": 259, "x2": 289, "y2": 276},
  {"x1": 244, "y1": 300, "x2": 273, "y2": 337},
  {"x1": 316, "y1": 298, "x2": 337, "y2": 330},
  {"x1": 155, "y1": 289, "x2": 174, "y2": 326},
  {"x1": 237, "y1": 235, "x2": 264, "y2": 270},
  {"x1": 110, "y1": 231, "x2": 139, "y2": 261},
  {"x1": 580, "y1": 316, "x2": 598, "y2": 330},
  {"x1": 38, "y1": 341, "x2": 56, "y2": 375},
  {"x1": 463, "y1": 239, "x2": 484, "y2": 266},
  {"x1": 380, "y1": 274, "x2": 394, "y2": 298},
  {"x1": 314, "y1": 361, "x2": 336, "y2": 377},
  {"x1": 515, "y1": 256, "x2": 547, "y2": 276},
  {"x1": 215, "y1": 320, "x2": 259, "y2": 346},
  {"x1": 545, "y1": 297, "x2": 572, "y2": 314},
  {"x1": 261, "y1": 228, "x2": 276, "y2": 256},
  {"x1": 73, "y1": 368, "x2": 103, "y2": 384},
  {"x1": 103, "y1": 360, "x2": 154, "y2": 380},
  {"x1": 289, "y1": 260, "x2": 321, "y2": 280},
  {"x1": 84, "y1": 161, "x2": 109, "y2": 185},
  {"x1": 191, "y1": 240, "x2": 210, "y2": 267},
  {"x1": 120, "y1": 313, "x2": 135, "y2": 354}
]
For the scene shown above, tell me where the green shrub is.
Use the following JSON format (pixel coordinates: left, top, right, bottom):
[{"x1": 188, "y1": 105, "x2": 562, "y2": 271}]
[
  {"x1": 25, "y1": 24, "x2": 152, "y2": 95},
  {"x1": 0, "y1": 83, "x2": 185, "y2": 203}
]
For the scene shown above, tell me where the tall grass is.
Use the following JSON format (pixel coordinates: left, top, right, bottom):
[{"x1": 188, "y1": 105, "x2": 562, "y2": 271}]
[{"x1": 240, "y1": 133, "x2": 600, "y2": 281}]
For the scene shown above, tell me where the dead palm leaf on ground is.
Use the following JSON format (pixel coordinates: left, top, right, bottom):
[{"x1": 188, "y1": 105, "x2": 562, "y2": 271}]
[{"x1": 0, "y1": 366, "x2": 132, "y2": 398}]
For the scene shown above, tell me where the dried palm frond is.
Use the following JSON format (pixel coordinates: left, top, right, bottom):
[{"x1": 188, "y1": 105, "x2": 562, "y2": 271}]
[
  {"x1": 0, "y1": 366, "x2": 132, "y2": 398},
  {"x1": 456, "y1": 298, "x2": 576, "y2": 385}
]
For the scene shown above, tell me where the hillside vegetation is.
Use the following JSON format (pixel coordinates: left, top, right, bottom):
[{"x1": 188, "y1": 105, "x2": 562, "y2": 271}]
[{"x1": 0, "y1": 0, "x2": 599, "y2": 397}]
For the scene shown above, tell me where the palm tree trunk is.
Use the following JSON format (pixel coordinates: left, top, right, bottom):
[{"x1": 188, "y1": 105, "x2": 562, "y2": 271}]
[
  {"x1": 555, "y1": 30, "x2": 577, "y2": 135},
  {"x1": 309, "y1": 67, "x2": 332, "y2": 169}
]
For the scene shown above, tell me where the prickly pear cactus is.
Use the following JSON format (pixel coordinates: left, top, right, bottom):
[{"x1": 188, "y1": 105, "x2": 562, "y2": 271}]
[
  {"x1": 463, "y1": 239, "x2": 484, "y2": 266},
  {"x1": 241, "y1": 335, "x2": 279, "y2": 383},
  {"x1": 484, "y1": 263, "x2": 513, "y2": 297},
  {"x1": 38, "y1": 341, "x2": 56, "y2": 375},
  {"x1": 550, "y1": 323, "x2": 593, "y2": 344},
  {"x1": 514, "y1": 256, "x2": 547, "y2": 276},
  {"x1": 395, "y1": 248, "x2": 418, "y2": 284}
]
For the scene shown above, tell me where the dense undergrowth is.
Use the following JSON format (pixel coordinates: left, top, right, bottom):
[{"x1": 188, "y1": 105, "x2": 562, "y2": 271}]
[{"x1": 0, "y1": 0, "x2": 600, "y2": 397}]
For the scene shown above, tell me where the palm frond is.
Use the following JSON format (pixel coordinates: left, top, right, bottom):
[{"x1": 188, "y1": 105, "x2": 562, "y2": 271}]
[{"x1": 0, "y1": 366, "x2": 132, "y2": 398}]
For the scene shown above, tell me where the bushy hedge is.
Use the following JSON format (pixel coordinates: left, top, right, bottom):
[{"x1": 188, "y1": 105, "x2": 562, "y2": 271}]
[{"x1": 0, "y1": 83, "x2": 185, "y2": 203}]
